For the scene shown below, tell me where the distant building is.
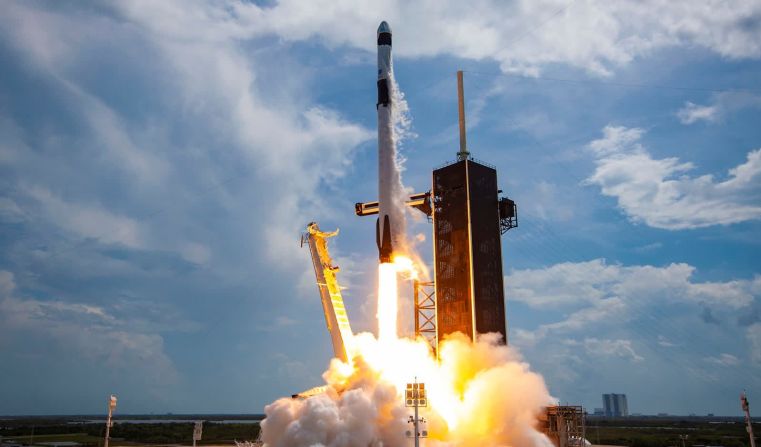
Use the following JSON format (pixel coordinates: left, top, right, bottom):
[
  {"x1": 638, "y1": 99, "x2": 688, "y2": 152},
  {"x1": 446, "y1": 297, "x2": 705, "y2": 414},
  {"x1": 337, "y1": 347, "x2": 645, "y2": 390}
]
[
  {"x1": 602, "y1": 393, "x2": 629, "y2": 417},
  {"x1": 593, "y1": 408, "x2": 604, "y2": 416}
]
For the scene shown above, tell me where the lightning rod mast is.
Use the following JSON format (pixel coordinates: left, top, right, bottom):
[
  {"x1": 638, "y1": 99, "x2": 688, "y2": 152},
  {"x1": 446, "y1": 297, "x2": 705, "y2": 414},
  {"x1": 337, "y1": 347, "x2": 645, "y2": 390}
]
[
  {"x1": 742, "y1": 391, "x2": 757, "y2": 447},
  {"x1": 104, "y1": 395, "x2": 117, "y2": 447}
]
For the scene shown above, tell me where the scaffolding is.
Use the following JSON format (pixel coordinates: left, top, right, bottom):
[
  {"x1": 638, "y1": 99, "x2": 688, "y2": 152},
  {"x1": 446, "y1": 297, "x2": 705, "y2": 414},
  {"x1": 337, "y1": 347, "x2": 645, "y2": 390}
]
[
  {"x1": 413, "y1": 280, "x2": 436, "y2": 354},
  {"x1": 540, "y1": 406, "x2": 586, "y2": 447}
]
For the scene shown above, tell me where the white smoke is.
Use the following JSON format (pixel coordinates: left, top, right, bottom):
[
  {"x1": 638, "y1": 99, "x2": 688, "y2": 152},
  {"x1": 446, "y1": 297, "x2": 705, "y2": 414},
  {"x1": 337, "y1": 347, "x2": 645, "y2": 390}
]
[
  {"x1": 389, "y1": 72, "x2": 416, "y2": 150},
  {"x1": 260, "y1": 333, "x2": 555, "y2": 447},
  {"x1": 384, "y1": 67, "x2": 413, "y2": 257}
]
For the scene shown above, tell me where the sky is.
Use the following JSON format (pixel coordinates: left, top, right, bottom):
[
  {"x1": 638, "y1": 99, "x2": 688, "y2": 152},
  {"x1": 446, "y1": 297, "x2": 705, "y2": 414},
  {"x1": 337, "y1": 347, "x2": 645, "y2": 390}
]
[{"x1": 0, "y1": 0, "x2": 760, "y2": 417}]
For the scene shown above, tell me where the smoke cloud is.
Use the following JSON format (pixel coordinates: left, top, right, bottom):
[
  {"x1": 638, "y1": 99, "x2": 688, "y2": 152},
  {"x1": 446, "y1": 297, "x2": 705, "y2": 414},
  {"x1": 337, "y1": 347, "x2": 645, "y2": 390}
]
[{"x1": 261, "y1": 333, "x2": 555, "y2": 447}]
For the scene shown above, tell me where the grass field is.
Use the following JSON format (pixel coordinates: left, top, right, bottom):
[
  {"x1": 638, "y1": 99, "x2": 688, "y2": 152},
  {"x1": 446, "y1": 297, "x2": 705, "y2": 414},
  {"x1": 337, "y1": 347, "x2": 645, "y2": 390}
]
[
  {"x1": 1, "y1": 419, "x2": 261, "y2": 446},
  {"x1": 587, "y1": 417, "x2": 758, "y2": 447},
  {"x1": 3, "y1": 433, "x2": 104, "y2": 444},
  {"x1": 1, "y1": 416, "x2": 758, "y2": 446}
]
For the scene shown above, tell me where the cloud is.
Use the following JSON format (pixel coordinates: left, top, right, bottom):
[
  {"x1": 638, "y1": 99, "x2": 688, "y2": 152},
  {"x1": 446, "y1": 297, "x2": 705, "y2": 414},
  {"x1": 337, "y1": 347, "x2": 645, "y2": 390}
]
[
  {"x1": 0, "y1": 1, "x2": 373, "y2": 270},
  {"x1": 505, "y1": 259, "x2": 759, "y2": 363},
  {"x1": 222, "y1": 0, "x2": 761, "y2": 76},
  {"x1": 24, "y1": 185, "x2": 144, "y2": 249},
  {"x1": 657, "y1": 335, "x2": 677, "y2": 348},
  {"x1": 633, "y1": 242, "x2": 662, "y2": 253},
  {"x1": 0, "y1": 1, "x2": 378, "y2": 412},
  {"x1": 7, "y1": 0, "x2": 751, "y2": 78},
  {"x1": 703, "y1": 353, "x2": 740, "y2": 366},
  {"x1": 507, "y1": 258, "x2": 756, "y2": 310},
  {"x1": 677, "y1": 92, "x2": 761, "y2": 124},
  {"x1": 586, "y1": 126, "x2": 761, "y2": 229},
  {"x1": 577, "y1": 338, "x2": 644, "y2": 362},
  {"x1": 506, "y1": 260, "x2": 760, "y2": 406},
  {"x1": 541, "y1": 297, "x2": 627, "y2": 335},
  {"x1": 677, "y1": 102, "x2": 718, "y2": 124},
  {"x1": 0, "y1": 270, "x2": 178, "y2": 385}
]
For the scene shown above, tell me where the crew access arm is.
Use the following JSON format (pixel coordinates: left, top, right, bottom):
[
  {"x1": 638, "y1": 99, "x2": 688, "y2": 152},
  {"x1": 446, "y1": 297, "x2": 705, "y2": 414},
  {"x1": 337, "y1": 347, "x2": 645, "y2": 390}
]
[{"x1": 301, "y1": 222, "x2": 353, "y2": 363}]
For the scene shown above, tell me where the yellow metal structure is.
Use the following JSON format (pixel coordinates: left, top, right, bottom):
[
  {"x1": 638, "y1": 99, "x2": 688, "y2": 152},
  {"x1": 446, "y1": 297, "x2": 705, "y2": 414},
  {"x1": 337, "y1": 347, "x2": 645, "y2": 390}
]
[
  {"x1": 303, "y1": 222, "x2": 353, "y2": 363},
  {"x1": 292, "y1": 385, "x2": 329, "y2": 400}
]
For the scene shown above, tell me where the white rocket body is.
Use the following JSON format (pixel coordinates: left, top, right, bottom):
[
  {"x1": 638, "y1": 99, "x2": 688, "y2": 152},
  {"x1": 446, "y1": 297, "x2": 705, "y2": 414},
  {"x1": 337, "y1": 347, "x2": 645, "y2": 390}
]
[{"x1": 376, "y1": 21, "x2": 404, "y2": 263}]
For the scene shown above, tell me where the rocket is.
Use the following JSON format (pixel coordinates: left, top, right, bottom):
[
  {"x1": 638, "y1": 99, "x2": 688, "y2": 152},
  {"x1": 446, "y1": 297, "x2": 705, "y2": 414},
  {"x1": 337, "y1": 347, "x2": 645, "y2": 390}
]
[{"x1": 376, "y1": 21, "x2": 404, "y2": 264}]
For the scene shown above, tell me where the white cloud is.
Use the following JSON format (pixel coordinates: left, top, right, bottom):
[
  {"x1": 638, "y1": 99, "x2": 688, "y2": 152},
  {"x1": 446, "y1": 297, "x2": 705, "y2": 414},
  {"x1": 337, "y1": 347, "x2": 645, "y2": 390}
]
[
  {"x1": 677, "y1": 102, "x2": 718, "y2": 124},
  {"x1": 6, "y1": 0, "x2": 751, "y2": 79},
  {"x1": 506, "y1": 259, "x2": 759, "y2": 353},
  {"x1": 222, "y1": 0, "x2": 761, "y2": 76},
  {"x1": 0, "y1": 270, "x2": 178, "y2": 385},
  {"x1": 536, "y1": 297, "x2": 627, "y2": 337},
  {"x1": 586, "y1": 125, "x2": 761, "y2": 229},
  {"x1": 507, "y1": 259, "x2": 620, "y2": 307},
  {"x1": 678, "y1": 92, "x2": 761, "y2": 124},
  {"x1": 506, "y1": 260, "x2": 760, "y2": 398},
  {"x1": 633, "y1": 242, "x2": 663, "y2": 253},
  {"x1": 657, "y1": 335, "x2": 677, "y2": 347},
  {"x1": 569, "y1": 338, "x2": 644, "y2": 362},
  {"x1": 703, "y1": 353, "x2": 740, "y2": 366},
  {"x1": 1, "y1": 5, "x2": 167, "y2": 185},
  {"x1": 507, "y1": 258, "x2": 756, "y2": 310},
  {"x1": 0, "y1": 1, "x2": 373, "y2": 270},
  {"x1": 24, "y1": 185, "x2": 144, "y2": 249}
]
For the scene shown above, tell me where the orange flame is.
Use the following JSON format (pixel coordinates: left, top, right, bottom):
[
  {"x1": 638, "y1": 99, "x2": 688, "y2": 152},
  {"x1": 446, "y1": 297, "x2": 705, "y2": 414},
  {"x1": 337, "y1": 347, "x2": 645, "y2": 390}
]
[{"x1": 315, "y1": 256, "x2": 554, "y2": 445}]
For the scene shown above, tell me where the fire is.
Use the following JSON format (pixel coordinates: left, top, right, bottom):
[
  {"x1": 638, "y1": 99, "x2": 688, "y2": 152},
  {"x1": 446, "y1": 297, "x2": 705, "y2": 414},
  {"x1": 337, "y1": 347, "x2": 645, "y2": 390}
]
[
  {"x1": 376, "y1": 255, "x2": 417, "y2": 343},
  {"x1": 376, "y1": 262, "x2": 398, "y2": 343},
  {"x1": 339, "y1": 255, "x2": 550, "y2": 442},
  {"x1": 368, "y1": 256, "x2": 461, "y2": 430}
]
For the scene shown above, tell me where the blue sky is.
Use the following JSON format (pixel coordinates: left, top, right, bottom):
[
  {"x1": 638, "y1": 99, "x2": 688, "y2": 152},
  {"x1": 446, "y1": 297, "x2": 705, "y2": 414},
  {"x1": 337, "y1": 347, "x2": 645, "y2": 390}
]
[{"x1": 1, "y1": 0, "x2": 760, "y2": 416}]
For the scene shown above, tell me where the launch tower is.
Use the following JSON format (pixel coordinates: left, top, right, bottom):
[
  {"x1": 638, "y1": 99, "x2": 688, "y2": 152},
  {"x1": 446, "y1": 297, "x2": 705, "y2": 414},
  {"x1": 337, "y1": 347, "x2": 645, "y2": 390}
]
[
  {"x1": 433, "y1": 71, "x2": 517, "y2": 345},
  {"x1": 433, "y1": 158, "x2": 515, "y2": 343}
]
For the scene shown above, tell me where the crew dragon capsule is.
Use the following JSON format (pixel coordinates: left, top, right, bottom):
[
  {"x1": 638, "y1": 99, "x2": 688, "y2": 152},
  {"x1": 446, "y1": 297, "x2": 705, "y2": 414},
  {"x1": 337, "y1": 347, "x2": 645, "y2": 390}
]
[{"x1": 376, "y1": 20, "x2": 404, "y2": 264}]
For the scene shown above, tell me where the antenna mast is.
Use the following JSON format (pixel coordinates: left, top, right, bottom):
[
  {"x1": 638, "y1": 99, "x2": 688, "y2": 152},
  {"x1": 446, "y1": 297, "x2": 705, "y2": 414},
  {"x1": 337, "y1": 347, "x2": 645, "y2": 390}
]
[{"x1": 457, "y1": 70, "x2": 470, "y2": 161}]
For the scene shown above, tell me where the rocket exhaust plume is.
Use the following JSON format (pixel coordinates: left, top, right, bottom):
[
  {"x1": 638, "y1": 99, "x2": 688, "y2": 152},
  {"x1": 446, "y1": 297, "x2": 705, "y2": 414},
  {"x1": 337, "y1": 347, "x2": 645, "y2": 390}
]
[
  {"x1": 262, "y1": 333, "x2": 555, "y2": 447},
  {"x1": 259, "y1": 21, "x2": 556, "y2": 447}
]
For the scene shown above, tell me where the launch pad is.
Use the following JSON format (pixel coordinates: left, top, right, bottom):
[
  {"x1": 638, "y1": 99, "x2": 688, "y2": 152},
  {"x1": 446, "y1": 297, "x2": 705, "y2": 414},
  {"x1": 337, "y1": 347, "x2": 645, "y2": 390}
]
[{"x1": 286, "y1": 20, "x2": 587, "y2": 447}]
